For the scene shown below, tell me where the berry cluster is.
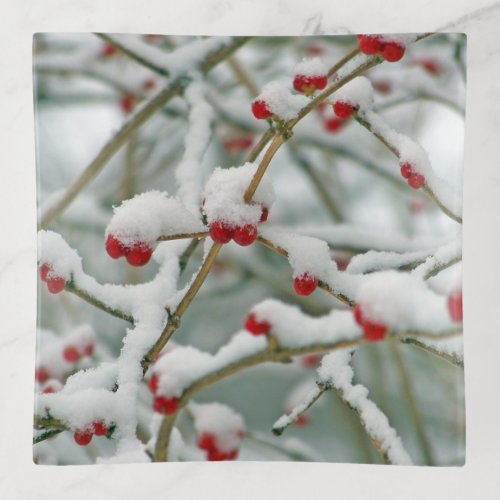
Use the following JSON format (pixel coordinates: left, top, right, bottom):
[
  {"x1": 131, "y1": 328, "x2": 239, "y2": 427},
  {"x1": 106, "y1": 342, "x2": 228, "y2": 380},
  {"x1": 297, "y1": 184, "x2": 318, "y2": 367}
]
[
  {"x1": 39, "y1": 263, "x2": 66, "y2": 294},
  {"x1": 148, "y1": 373, "x2": 180, "y2": 415},
  {"x1": 196, "y1": 432, "x2": 240, "y2": 461},
  {"x1": 400, "y1": 162, "x2": 425, "y2": 190},
  {"x1": 357, "y1": 35, "x2": 406, "y2": 62},
  {"x1": 73, "y1": 420, "x2": 110, "y2": 446},
  {"x1": 244, "y1": 312, "x2": 271, "y2": 336},
  {"x1": 105, "y1": 234, "x2": 154, "y2": 266},
  {"x1": 293, "y1": 73, "x2": 328, "y2": 96},
  {"x1": 353, "y1": 304, "x2": 388, "y2": 341},
  {"x1": 333, "y1": 100, "x2": 357, "y2": 121},
  {"x1": 209, "y1": 221, "x2": 258, "y2": 246}
]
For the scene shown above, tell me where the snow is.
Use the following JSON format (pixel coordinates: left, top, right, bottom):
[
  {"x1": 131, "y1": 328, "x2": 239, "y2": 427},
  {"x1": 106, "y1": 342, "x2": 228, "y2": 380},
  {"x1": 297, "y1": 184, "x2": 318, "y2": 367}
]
[
  {"x1": 175, "y1": 81, "x2": 214, "y2": 212},
  {"x1": 412, "y1": 240, "x2": 461, "y2": 279},
  {"x1": 105, "y1": 190, "x2": 206, "y2": 247},
  {"x1": 294, "y1": 57, "x2": 327, "y2": 77},
  {"x1": 255, "y1": 81, "x2": 310, "y2": 120},
  {"x1": 202, "y1": 162, "x2": 275, "y2": 226},
  {"x1": 259, "y1": 226, "x2": 334, "y2": 278},
  {"x1": 332, "y1": 76, "x2": 374, "y2": 110},
  {"x1": 38, "y1": 230, "x2": 82, "y2": 281},
  {"x1": 317, "y1": 348, "x2": 413, "y2": 465},
  {"x1": 355, "y1": 270, "x2": 454, "y2": 333},
  {"x1": 191, "y1": 402, "x2": 245, "y2": 453}
]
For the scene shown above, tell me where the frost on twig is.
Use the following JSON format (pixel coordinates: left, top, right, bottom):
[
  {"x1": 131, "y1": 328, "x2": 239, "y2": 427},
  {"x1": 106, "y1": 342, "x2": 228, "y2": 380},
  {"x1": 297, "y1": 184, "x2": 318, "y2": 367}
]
[{"x1": 317, "y1": 349, "x2": 413, "y2": 465}]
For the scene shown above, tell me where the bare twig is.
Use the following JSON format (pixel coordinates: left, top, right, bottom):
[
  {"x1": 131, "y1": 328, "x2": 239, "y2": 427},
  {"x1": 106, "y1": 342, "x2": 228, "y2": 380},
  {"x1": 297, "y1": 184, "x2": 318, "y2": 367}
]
[
  {"x1": 157, "y1": 231, "x2": 209, "y2": 242},
  {"x1": 400, "y1": 336, "x2": 464, "y2": 367}
]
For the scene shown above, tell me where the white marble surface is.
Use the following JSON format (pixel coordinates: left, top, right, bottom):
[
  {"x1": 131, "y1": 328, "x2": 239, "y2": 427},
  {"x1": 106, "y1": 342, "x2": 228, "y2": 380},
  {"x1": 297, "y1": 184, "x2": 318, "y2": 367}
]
[{"x1": 1, "y1": 0, "x2": 500, "y2": 498}]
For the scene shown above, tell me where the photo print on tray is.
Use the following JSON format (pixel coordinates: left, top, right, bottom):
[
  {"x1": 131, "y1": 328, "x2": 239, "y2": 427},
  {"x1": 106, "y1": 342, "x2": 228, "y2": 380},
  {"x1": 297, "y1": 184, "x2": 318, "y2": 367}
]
[{"x1": 33, "y1": 32, "x2": 465, "y2": 465}]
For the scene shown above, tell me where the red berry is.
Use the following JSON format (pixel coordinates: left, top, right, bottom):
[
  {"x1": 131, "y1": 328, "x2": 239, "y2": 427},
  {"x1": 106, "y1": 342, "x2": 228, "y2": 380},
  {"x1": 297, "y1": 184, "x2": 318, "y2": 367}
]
[
  {"x1": 46, "y1": 276, "x2": 66, "y2": 294},
  {"x1": 40, "y1": 263, "x2": 51, "y2": 282},
  {"x1": 251, "y1": 99, "x2": 272, "y2": 120},
  {"x1": 42, "y1": 384, "x2": 56, "y2": 394},
  {"x1": 233, "y1": 224, "x2": 257, "y2": 246},
  {"x1": 148, "y1": 373, "x2": 159, "y2": 393},
  {"x1": 259, "y1": 206, "x2": 269, "y2": 223},
  {"x1": 300, "y1": 353, "x2": 322, "y2": 368},
  {"x1": 197, "y1": 432, "x2": 216, "y2": 451},
  {"x1": 293, "y1": 74, "x2": 328, "y2": 94},
  {"x1": 333, "y1": 101, "x2": 356, "y2": 120},
  {"x1": 120, "y1": 94, "x2": 135, "y2": 114},
  {"x1": 125, "y1": 243, "x2": 153, "y2": 267},
  {"x1": 448, "y1": 290, "x2": 463, "y2": 323},
  {"x1": 324, "y1": 117, "x2": 343, "y2": 133},
  {"x1": 353, "y1": 304, "x2": 364, "y2": 326},
  {"x1": 294, "y1": 273, "x2": 318, "y2": 296},
  {"x1": 362, "y1": 320, "x2": 387, "y2": 341},
  {"x1": 105, "y1": 234, "x2": 126, "y2": 259},
  {"x1": 223, "y1": 136, "x2": 253, "y2": 152},
  {"x1": 209, "y1": 221, "x2": 234, "y2": 244},
  {"x1": 101, "y1": 43, "x2": 117, "y2": 58},
  {"x1": 153, "y1": 395, "x2": 179, "y2": 415},
  {"x1": 244, "y1": 312, "x2": 271, "y2": 336},
  {"x1": 63, "y1": 345, "x2": 81, "y2": 363},
  {"x1": 295, "y1": 413, "x2": 310, "y2": 426},
  {"x1": 408, "y1": 173, "x2": 425, "y2": 190},
  {"x1": 74, "y1": 428, "x2": 93, "y2": 446},
  {"x1": 380, "y1": 42, "x2": 406, "y2": 62},
  {"x1": 400, "y1": 162, "x2": 414, "y2": 179},
  {"x1": 371, "y1": 79, "x2": 392, "y2": 95},
  {"x1": 92, "y1": 420, "x2": 108, "y2": 436},
  {"x1": 358, "y1": 35, "x2": 384, "y2": 55},
  {"x1": 306, "y1": 43, "x2": 324, "y2": 56},
  {"x1": 35, "y1": 366, "x2": 49, "y2": 383}
]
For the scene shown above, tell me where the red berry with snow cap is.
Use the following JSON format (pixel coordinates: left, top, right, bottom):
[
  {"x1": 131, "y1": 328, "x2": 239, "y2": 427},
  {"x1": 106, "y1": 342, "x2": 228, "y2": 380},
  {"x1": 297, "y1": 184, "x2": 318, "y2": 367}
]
[
  {"x1": 400, "y1": 162, "x2": 413, "y2": 179},
  {"x1": 233, "y1": 224, "x2": 258, "y2": 246},
  {"x1": 40, "y1": 263, "x2": 51, "y2": 282},
  {"x1": 125, "y1": 242, "x2": 153, "y2": 267},
  {"x1": 74, "y1": 428, "x2": 93, "y2": 446},
  {"x1": 105, "y1": 234, "x2": 126, "y2": 259},
  {"x1": 209, "y1": 221, "x2": 234, "y2": 244},
  {"x1": 244, "y1": 312, "x2": 271, "y2": 336},
  {"x1": 251, "y1": 99, "x2": 272, "y2": 120},
  {"x1": 197, "y1": 432, "x2": 216, "y2": 451},
  {"x1": 92, "y1": 420, "x2": 108, "y2": 437},
  {"x1": 293, "y1": 74, "x2": 328, "y2": 95},
  {"x1": 294, "y1": 273, "x2": 318, "y2": 296},
  {"x1": 381, "y1": 42, "x2": 406, "y2": 62},
  {"x1": 46, "y1": 275, "x2": 66, "y2": 294},
  {"x1": 448, "y1": 290, "x2": 463, "y2": 323},
  {"x1": 153, "y1": 395, "x2": 179, "y2": 415},
  {"x1": 353, "y1": 304, "x2": 387, "y2": 341},
  {"x1": 358, "y1": 35, "x2": 384, "y2": 55},
  {"x1": 333, "y1": 101, "x2": 356, "y2": 120}
]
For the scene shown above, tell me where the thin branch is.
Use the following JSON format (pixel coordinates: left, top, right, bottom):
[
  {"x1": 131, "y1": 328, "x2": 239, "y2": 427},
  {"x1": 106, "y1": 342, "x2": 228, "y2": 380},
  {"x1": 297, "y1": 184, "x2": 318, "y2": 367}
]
[
  {"x1": 157, "y1": 231, "x2": 209, "y2": 242},
  {"x1": 327, "y1": 47, "x2": 360, "y2": 77},
  {"x1": 178, "y1": 238, "x2": 202, "y2": 273},
  {"x1": 388, "y1": 339, "x2": 434, "y2": 465},
  {"x1": 272, "y1": 385, "x2": 327, "y2": 436},
  {"x1": 354, "y1": 113, "x2": 462, "y2": 224},
  {"x1": 256, "y1": 235, "x2": 354, "y2": 306},
  {"x1": 65, "y1": 280, "x2": 135, "y2": 324},
  {"x1": 33, "y1": 428, "x2": 64, "y2": 444},
  {"x1": 95, "y1": 33, "x2": 171, "y2": 77},
  {"x1": 39, "y1": 37, "x2": 251, "y2": 229},
  {"x1": 227, "y1": 55, "x2": 260, "y2": 97},
  {"x1": 423, "y1": 255, "x2": 462, "y2": 280},
  {"x1": 400, "y1": 336, "x2": 464, "y2": 367}
]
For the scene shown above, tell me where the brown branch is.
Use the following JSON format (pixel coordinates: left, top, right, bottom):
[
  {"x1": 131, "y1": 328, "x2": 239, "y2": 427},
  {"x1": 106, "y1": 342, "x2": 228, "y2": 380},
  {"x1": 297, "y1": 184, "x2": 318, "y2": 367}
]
[
  {"x1": 327, "y1": 47, "x2": 360, "y2": 77},
  {"x1": 400, "y1": 336, "x2": 464, "y2": 367},
  {"x1": 65, "y1": 280, "x2": 135, "y2": 324},
  {"x1": 157, "y1": 231, "x2": 209, "y2": 242}
]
